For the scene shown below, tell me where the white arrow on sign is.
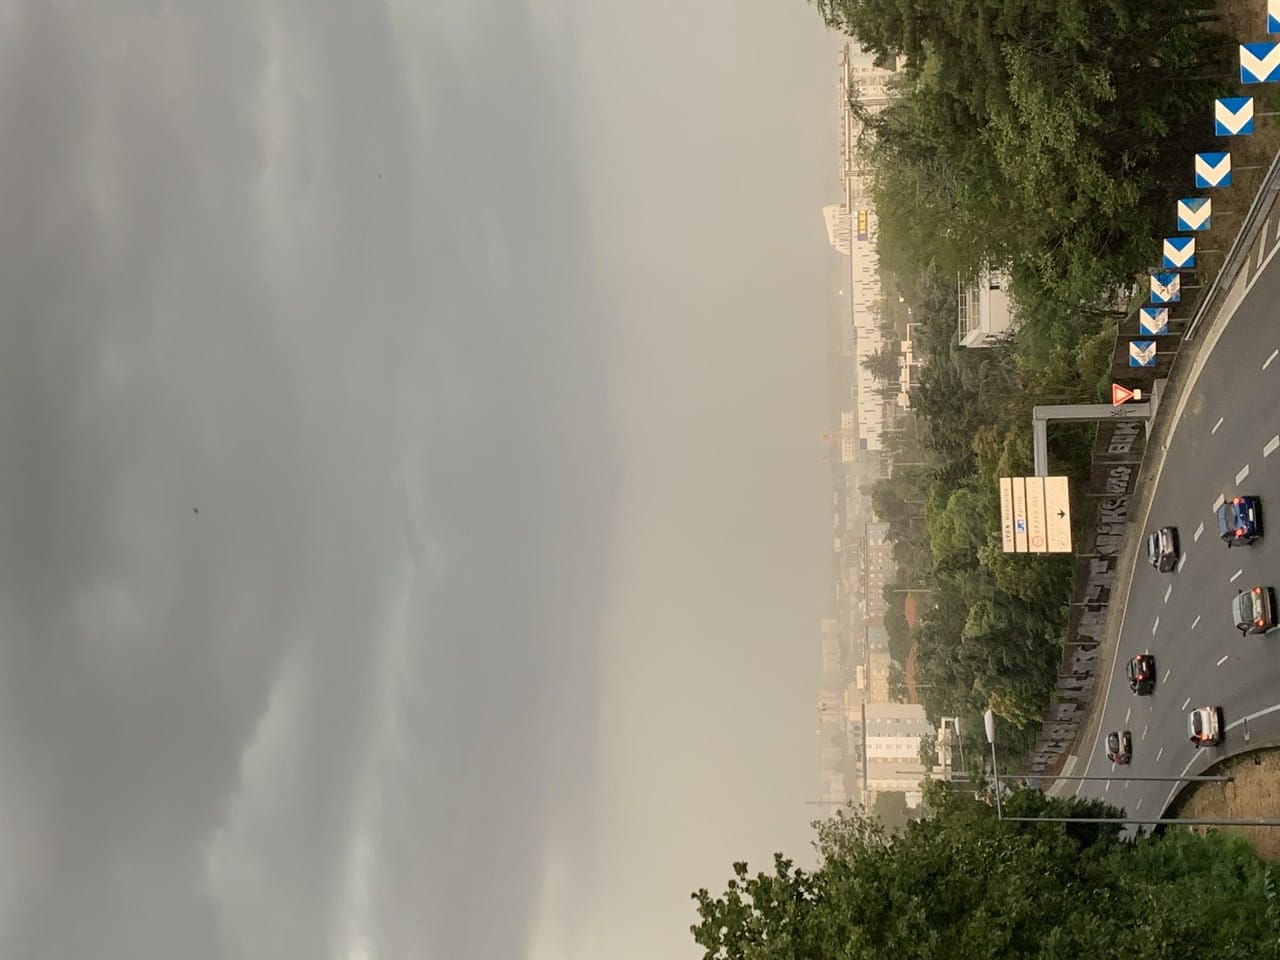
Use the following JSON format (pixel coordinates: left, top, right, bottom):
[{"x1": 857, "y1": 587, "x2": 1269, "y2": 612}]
[
  {"x1": 1140, "y1": 307, "x2": 1169, "y2": 335},
  {"x1": 1215, "y1": 97, "x2": 1255, "y2": 136},
  {"x1": 1177, "y1": 197, "x2": 1212, "y2": 231},
  {"x1": 1241, "y1": 42, "x2": 1280, "y2": 83},
  {"x1": 1150, "y1": 272, "x2": 1181, "y2": 303},
  {"x1": 1270, "y1": 0, "x2": 1279, "y2": 33},
  {"x1": 1163, "y1": 236, "x2": 1195, "y2": 269},
  {"x1": 1129, "y1": 340, "x2": 1158, "y2": 367},
  {"x1": 1195, "y1": 152, "x2": 1232, "y2": 188}
]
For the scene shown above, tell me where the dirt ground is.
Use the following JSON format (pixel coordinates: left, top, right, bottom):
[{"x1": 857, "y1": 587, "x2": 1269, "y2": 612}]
[{"x1": 1168, "y1": 749, "x2": 1280, "y2": 860}]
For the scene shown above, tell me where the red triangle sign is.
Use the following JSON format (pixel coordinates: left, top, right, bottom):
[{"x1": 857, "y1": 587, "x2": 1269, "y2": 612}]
[{"x1": 1112, "y1": 383, "x2": 1135, "y2": 406}]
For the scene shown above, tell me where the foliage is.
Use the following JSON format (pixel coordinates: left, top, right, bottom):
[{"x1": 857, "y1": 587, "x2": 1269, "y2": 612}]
[{"x1": 692, "y1": 789, "x2": 1280, "y2": 960}]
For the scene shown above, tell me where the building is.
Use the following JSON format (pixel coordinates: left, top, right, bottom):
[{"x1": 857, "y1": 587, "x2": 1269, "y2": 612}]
[
  {"x1": 958, "y1": 269, "x2": 1014, "y2": 347},
  {"x1": 861, "y1": 702, "x2": 934, "y2": 807},
  {"x1": 866, "y1": 649, "x2": 893, "y2": 702},
  {"x1": 863, "y1": 521, "x2": 895, "y2": 618}
]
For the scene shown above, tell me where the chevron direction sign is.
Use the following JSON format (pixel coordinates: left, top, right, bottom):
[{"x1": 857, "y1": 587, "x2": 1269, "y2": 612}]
[
  {"x1": 1150, "y1": 272, "x2": 1181, "y2": 303},
  {"x1": 1129, "y1": 340, "x2": 1158, "y2": 367},
  {"x1": 1195, "y1": 152, "x2": 1232, "y2": 188},
  {"x1": 1241, "y1": 42, "x2": 1280, "y2": 83},
  {"x1": 1216, "y1": 97, "x2": 1255, "y2": 136},
  {"x1": 1140, "y1": 307, "x2": 1170, "y2": 336},
  {"x1": 1271, "y1": 0, "x2": 1280, "y2": 33},
  {"x1": 1177, "y1": 197, "x2": 1212, "y2": 231},
  {"x1": 1163, "y1": 236, "x2": 1196, "y2": 269}
]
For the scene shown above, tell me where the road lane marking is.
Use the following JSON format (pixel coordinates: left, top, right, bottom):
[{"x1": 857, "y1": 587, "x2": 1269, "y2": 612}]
[
  {"x1": 1155, "y1": 747, "x2": 1164, "y2": 763},
  {"x1": 1194, "y1": 521, "x2": 1205, "y2": 542},
  {"x1": 1177, "y1": 553, "x2": 1188, "y2": 571},
  {"x1": 1181, "y1": 697, "x2": 1191, "y2": 710},
  {"x1": 1162, "y1": 668, "x2": 1171, "y2": 684},
  {"x1": 1136, "y1": 797, "x2": 1143, "y2": 810},
  {"x1": 1192, "y1": 614, "x2": 1201, "y2": 630},
  {"x1": 1142, "y1": 725, "x2": 1148, "y2": 740},
  {"x1": 1213, "y1": 494, "x2": 1226, "y2": 512},
  {"x1": 1266, "y1": 348, "x2": 1279, "y2": 370},
  {"x1": 1217, "y1": 653, "x2": 1230, "y2": 666},
  {"x1": 1231, "y1": 568, "x2": 1244, "y2": 582},
  {"x1": 1164, "y1": 584, "x2": 1172, "y2": 603},
  {"x1": 1105, "y1": 780, "x2": 1111, "y2": 791},
  {"x1": 1125, "y1": 707, "x2": 1131, "y2": 724},
  {"x1": 1237, "y1": 464, "x2": 1251, "y2": 484},
  {"x1": 1213, "y1": 416, "x2": 1225, "y2": 434},
  {"x1": 1152, "y1": 616, "x2": 1160, "y2": 635},
  {"x1": 1268, "y1": 435, "x2": 1280, "y2": 458}
]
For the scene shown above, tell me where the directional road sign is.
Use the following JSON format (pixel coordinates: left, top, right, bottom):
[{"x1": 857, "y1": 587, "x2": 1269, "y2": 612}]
[
  {"x1": 1150, "y1": 272, "x2": 1180, "y2": 303},
  {"x1": 1241, "y1": 42, "x2": 1280, "y2": 83},
  {"x1": 1162, "y1": 237, "x2": 1195, "y2": 270},
  {"x1": 1271, "y1": 0, "x2": 1280, "y2": 33},
  {"x1": 1177, "y1": 197, "x2": 1212, "y2": 232},
  {"x1": 1139, "y1": 306, "x2": 1169, "y2": 336},
  {"x1": 1215, "y1": 97, "x2": 1255, "y2": 136},
  {"x1": 1129, "y1": 340, "x2": 1158, "y2": 367},
  {"x1": 999, "y1": 476, "x2": 1071, "y2": 554},
  {"x1": 1195, "y1": 151, "x2": 1232, "y2": 188}
]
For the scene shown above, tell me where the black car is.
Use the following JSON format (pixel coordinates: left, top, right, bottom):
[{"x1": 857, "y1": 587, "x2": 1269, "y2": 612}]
[
  {"x1": 1126, "y1": 654, "x2": 1156, "y2": 695},
  {"x1": 1146, "y1": 526, "x2": 1179, "y2": 572},
  {"x1": 1218, "y1": 495, "x2": 1262, "y2": 547},
  {"x1": 1106, "y1": 730, "x2": 1133, "y2": 764}
]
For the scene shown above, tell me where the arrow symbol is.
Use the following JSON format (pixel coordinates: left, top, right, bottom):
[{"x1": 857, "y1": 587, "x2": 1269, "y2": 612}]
[{"x1": 1057, "y1": 510, "x2": 1066, "y2": 518}]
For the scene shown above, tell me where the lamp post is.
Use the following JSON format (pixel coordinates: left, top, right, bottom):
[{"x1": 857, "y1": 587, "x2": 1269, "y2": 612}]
[{"x1": 983, "y1": 709, "x2": 1002, "y2": 819}]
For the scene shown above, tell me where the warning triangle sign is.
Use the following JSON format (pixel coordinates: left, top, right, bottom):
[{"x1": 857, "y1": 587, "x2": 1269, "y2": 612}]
[{"x1": 1111, "y1": 383, "x2": 1142, "y2": 406}]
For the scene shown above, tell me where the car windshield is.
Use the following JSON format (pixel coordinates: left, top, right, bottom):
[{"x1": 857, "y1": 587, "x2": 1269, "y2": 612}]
[
  {"x1": 1219, "y1": 504, "x2": 1240, "y2": 533},
  {"x1": 1192, "y1": 713, "x2": 1204, "y2": 734},
  {"x1": 1147, "y1": 534, "x2": 1158, "y2": 558}
]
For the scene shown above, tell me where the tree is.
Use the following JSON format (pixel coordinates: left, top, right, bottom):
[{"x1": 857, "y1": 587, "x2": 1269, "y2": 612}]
[
  {"x1": 860, "y1": 343, "x2": 900, "y2": 386},
  {"x1": 917, "y1": 732, "x2": 937, "y2": 771}
]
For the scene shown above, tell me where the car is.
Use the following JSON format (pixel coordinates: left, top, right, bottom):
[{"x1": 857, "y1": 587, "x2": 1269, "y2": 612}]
[
  {"x1": 1217, "y1": 495, "x2": 1262, "y2": 547},
  {"x1": 1187, "y1": 706, "x2": 1225, "y2": 747},
  {"x1": 1106, "y1": 730, "x2": 1133, "y2": 764},
  {"x1": 1146, "y1": 526, "x2": 1180, "y2": 572},
  {"x1": 1233, "y1": 585, "x2": 1277, "y2": 635},
  {"x1": 1126, "y1": 654, "x2": 1156, "y2": 695}
]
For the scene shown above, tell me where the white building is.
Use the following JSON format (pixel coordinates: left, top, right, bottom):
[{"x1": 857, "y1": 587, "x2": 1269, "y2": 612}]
[
  {"x1": 860, "y1": 702, "x2": 933, "y2": 807},
  {"x1": 958, "y1": 269, "x2": 1014, "y2": 347}
]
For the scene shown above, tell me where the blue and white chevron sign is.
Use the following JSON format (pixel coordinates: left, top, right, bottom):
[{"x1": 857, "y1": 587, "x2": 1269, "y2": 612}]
[
  {"x1": 1241, "y1": 42, "x2": 1280, "y2": 83},
  {"x1": 1271, "y1": 0, "x2": 1280, "y2": 33},
  {"x1": 1140, "y1": 307, "x2": 1170, "y2": 336},
  {"x1": 1163, "y1": 236, "x2": 1196, "y2": 269},
  {"x1": 1129, "y1": 341, "x2": 1158, "y2": 367},
  {"x1": 1216, "y1": 97, "x2": 1255, "y2": 136},
  {"x1": 1195, "y1": 152, "x2": 1232, "y2": 188},
  {"x1": 1177, "y1": 197, "x2": 1212, "y2": 231},
  {"x1": 1150, "y1": 272, "x2": 1181, "y2": 304}
]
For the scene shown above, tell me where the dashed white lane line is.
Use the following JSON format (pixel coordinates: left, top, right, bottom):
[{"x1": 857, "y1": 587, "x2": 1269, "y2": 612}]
[
  {"x1": 1213, "y1": 416, "x2": 1225, "y2": 434},
  {"x1": 1164, "y1": 584, "x2": 1173, "y2": 603},
  {"x1": 1217, "y1": 653, "x2": 1230, "y2": 666},
  {"x1": 1141, "y1": 725, "x2": 1149, "y2": 740},
  {"x1": 1177, "y1": 553, "x2": 1188, "y2": 571},
  {"x1": 1155, "y1": 747, "x2": 1164, "y2": 763},
  {"x1": 1231, "y1": 568, "x2": 1244, "y2": 583},
  {"x1": 1192, "y1": 614, "x2": 1201, "y2": 630},
  {"x1": 1267, "y1": 435, "x2": 1280, "y2": 458},
  {"x1": 1105, "y1": 780, "x2": 1112, "y2": 791},
  {"x1": 1136, "y1": 797, "x2": 1144, "y2": 810},
  {"x1": 1194, "y1": 521, "x2": 1205, "y2": 542},
  {"x1": 1266, "y1": 348, "x2": 1279, "y2": 370},
  {"x1": 1125, "y1": 707, "x2": 1131, "y2": 725},
  {"x1": 1213, "y1": 494, "x2": 1226, "y2": 512},
  {"x1": 1237, "y1": 464, "x2": 1251, "y2": 484},
  {"x1": 1162, "y1": 668, "x2": 1171, "y2": 684},
  {"x1": 1181, "y1": 697, "x2": 1191, "y2": 710},
  {"x1": 1152, "y1": 616, "x2": 1160, "y2": 635}
]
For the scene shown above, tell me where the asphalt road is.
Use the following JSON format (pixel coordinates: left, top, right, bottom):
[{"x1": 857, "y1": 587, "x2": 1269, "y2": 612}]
[{"x1": 1072, "y1": 231, "x2": 1280, "y2": 819}]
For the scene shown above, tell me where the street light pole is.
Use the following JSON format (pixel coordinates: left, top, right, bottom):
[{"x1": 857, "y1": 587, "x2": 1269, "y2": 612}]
[{"x1": 983, "y1": 709, "x2": 1002, "y2": 820}]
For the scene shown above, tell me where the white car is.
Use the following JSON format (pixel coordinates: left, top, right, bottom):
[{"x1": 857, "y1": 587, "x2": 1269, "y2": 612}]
[{"x1": 1187, "y1": 706, "x2": 1224, "y2": 747}]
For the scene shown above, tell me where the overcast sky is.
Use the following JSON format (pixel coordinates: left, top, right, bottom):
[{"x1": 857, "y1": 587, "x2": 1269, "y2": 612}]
[{"x1": 0, "y1": 2, "x2": 837, "y2": 958}]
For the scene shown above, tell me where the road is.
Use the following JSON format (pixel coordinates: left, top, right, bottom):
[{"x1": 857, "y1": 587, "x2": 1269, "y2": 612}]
[{"x1": 1071, "y1": 227, "x2": 1280, "y2": 819}]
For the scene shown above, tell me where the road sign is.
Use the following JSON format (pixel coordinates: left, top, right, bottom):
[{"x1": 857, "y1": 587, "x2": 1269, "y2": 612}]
[
  {"x1": 999, "y1": 476, "x2": 1072, "y2": 553},
  {"x1": 1044, "y1": 476, "x2": 1072, "y2": 553},
  {"x1": 1150, "y1": 272, "x2": 1180, "y2": 303},
  {"x1": 1195, "y1": 151, "x2": 1232, "y2": 188},
  {"x1": 1177, "y1": 197, "x2": 1212, "y2": 231},
  {"x1": 1271, "y1": 0, "x2": 1280, "y2": 33},
  {"x1": 1215, "y1": 97, "x2": 1255, "y2": 136},
  {"x1": 1129, "y1": 340, "x2": 1158, "y2": 367},
  {"x1": 1112, "y1": 383, "x2": 1144, "y2": 405},
  {"x1": 1240, "y1": 42, "x2": 1280, "y2": 83},
  {"x1": 1162, "y1": 237, "x2": 1195, "y2": 270},
  {"x1": 1140, "y1": 306, "x2": 1169, "y2": 335}
]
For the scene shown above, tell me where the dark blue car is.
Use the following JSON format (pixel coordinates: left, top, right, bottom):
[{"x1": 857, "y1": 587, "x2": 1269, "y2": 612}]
[{"x1": 1218, "y1": 495, "x2": 1262, "y2": 547}]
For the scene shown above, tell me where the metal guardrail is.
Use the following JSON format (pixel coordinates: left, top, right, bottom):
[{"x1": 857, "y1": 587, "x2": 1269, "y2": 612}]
[{"x1": 1184, "y1": 146, "x2": 1280, "y2": 340}]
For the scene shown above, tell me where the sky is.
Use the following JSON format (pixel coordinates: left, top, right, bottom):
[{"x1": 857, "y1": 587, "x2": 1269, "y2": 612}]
[{"x1": 0, "y1": 2, "x2": 838, "y2": 958}]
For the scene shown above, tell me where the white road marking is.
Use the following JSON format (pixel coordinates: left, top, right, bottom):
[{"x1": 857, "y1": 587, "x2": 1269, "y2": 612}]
[
  {"x1": 1266, "y1": 348, "x2": 1279, "y2": 370},
  {"x1": 1177, "y1": 553, "x2": 1188, "y2": 571},
  {"x1": 1213, "y1": 416, "x2": 1225, "y2": 434},
  {"x1": 1237, "y1": 464, "x2": 1251, "y2": 484},
  {"x1": 1125, "y1": 707, "x2": 1131, "y2": 724},
  {"x1": 1181, "y1": 697, "x2": 1191, "y2": 710},
  {"x1": 1105, "y1": 780, "x2": 1112, "y2": 791},
  {"x1": 1136, "y1": 797, "x2": 1144, "y2": 810},
  {"x1": 1152, "y1": 616, "x2": 1160, "y2": 635},
  {"x1": 1217, "y1": 653, "x2": 1230, "y2": 666},
  {"x1": 1155, "y1": 747, "x2": 1164, "y2": 764},
  {"x1": 1231, "y1": 568, "x2": 1244, "y2": 583},
  {"x1": 1213, "y1": 494, "x2": 1226, "y2": 512},
  {"x1": 1194, "y1": 521, "x2": 1205, "y2": 542},
  {"x1": 1164, "y1": 584, "x2": 1172, "y2": 603},
  {"x1": 1141, "y1": 725, "x2": 1148, "y2": 740},
  {"x1": 1162, "y1": 668, "x2": 1171, "y2": 684},
  {"x1": 1267, "y1": 436, "x2": 1280, "y2": 458},
  {"x1": 1192, "y1": 614, "x2": 1201, "y2": 630}
]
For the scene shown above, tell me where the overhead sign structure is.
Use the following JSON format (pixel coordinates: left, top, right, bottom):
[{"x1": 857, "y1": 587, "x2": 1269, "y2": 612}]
[
  {"x1": 999, "y1": 476, "x2": 1072, "y2": 554},
  {"x1": 1139, "y1": 307, "x2": 1169, "y2": 336},
  {"x1": 1162, "y1": 237, "x2": 1195, "y2": 270},
  {"x1": 1150, "y1": 272, "x2": 1181, "y2": 303},
  {"x1": 1177, "y1": 197, "x2": 1212, "y2": 231},
  {"x1": 1215, "y1": 97, "x2": 1255, "y2": 136},
  {"x1": 1240, "y1": 42, "x2": 1280, "y2": 84},
  {"x1": 1195, "y1": 151, "x2": 1232, "y2": 188},
  {"x1": 1129, "y1": 340, "x2": 1158, "y2": 367},
  {"x1": 1112, "y1": 383, "x2": 1144, "y2": 406}
]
